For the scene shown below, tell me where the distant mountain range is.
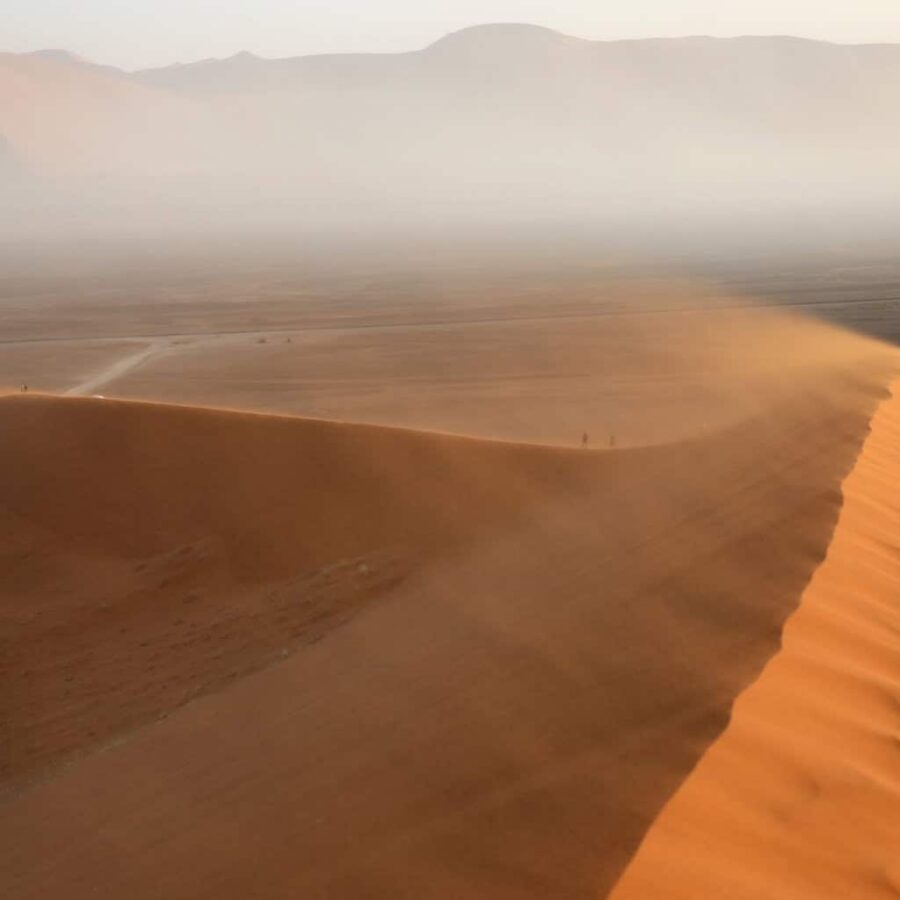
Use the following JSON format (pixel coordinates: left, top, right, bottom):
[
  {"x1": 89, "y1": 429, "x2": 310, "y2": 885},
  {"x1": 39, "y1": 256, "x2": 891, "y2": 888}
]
[{"x1": 2, "y1": 24, "x2": 899, "y2": 223}]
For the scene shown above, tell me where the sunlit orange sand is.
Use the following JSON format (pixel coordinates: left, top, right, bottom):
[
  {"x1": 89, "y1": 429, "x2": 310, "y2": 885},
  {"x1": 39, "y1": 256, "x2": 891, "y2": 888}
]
[{"x1": 610, "y1": 377, "x2": 900, "y2": 900}]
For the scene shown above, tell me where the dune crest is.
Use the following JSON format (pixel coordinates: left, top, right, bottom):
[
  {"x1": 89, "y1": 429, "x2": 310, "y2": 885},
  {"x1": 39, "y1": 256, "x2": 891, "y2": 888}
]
[
  {"x1": 609, "y1": 378, "x2": 900, "y2": 900},
  {"x1": 0, "y1": 323, "x2": 895, "y2": 897}
]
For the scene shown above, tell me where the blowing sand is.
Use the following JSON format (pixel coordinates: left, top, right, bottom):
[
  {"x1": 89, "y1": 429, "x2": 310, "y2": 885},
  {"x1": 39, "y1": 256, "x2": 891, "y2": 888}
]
[
  {"x1": 609, "y1": 378, "x2": 900, "y2": 900},
  {"x1": 0, "y1": 307, "x2": 897, "y2": 899},
  {"x1": 4, "y1": 269, "x2": 897, "y2": 447}
]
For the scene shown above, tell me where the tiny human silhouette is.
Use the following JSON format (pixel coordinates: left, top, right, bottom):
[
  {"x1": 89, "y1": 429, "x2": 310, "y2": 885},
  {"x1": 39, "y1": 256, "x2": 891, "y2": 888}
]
[
  {"x1": 21, "y1": 384, "x2": 27, "y2": 393},
  {"x1": 581, "y1": 432, "x2": 589, "y2": 448},
  {"x1": 609, "y1": 433, "x2": 616, "y2": 449}
]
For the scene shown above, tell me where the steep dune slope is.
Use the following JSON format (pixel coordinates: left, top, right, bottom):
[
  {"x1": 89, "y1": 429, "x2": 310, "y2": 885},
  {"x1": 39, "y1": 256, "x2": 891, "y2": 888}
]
[
  {"x1": 609, "y1": 379, "x2": 900, "y2": 900},
  {"x1": 0, "y1": 326, "x2": 895, "y2": 898}
]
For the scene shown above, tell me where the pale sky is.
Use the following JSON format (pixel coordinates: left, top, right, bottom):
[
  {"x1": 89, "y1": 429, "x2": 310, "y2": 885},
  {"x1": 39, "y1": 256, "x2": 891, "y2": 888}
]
[{"x1": 3, "y1": 0, "x2": 900, "y2": 70}]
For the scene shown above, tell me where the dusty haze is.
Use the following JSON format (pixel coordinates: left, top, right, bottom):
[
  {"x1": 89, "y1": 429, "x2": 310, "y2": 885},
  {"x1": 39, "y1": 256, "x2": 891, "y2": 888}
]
[{"x1": 2, "y1": 25, "x2": 900, "y2": 244}]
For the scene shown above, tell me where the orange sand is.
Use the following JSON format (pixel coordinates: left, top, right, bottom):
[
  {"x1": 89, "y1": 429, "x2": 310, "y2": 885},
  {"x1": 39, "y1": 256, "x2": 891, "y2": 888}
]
[
  {"x1": 0, "y1": 315, "x2": 896, "y2": 899},
  {"x1": 610, "y1": 379, "x2": 900, "y2": 900}
]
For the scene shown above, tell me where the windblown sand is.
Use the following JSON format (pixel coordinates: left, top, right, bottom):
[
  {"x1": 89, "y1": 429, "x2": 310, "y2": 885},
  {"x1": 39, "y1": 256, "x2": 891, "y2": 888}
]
[
  {"x1": 610, "y1": 378, "x2": 900, "y2": 900},
  {"x1": 0, "y1": 307, "x2": 896, "y2": 899}
]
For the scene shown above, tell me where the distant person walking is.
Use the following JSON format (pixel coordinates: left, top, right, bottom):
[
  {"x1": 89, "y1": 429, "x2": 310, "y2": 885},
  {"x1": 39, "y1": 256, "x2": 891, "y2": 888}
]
[
  {"x1": 581, "y1": 432, "x2": 589, "y2": 449},
  {"x1": 20, "y1": 383, "x2": 27, "y2": 393},
  {"x1": 609, "y1": 433, "x2": 616, "y2": 449}
]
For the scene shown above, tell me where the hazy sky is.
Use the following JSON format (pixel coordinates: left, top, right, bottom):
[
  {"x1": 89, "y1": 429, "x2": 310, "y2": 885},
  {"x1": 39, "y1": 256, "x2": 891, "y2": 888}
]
[{"x1": 4, "y1": 0, "x2": 899, "y2": 69}]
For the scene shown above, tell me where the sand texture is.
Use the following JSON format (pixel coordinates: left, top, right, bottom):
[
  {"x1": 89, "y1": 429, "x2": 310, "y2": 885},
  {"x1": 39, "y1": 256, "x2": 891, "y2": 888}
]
[
  {"x1": 611, "y1": 378, "x2": 900, "y2": 900},
  {"x1": 0, "y1": 310, "x2": 896, "y2": 899}
]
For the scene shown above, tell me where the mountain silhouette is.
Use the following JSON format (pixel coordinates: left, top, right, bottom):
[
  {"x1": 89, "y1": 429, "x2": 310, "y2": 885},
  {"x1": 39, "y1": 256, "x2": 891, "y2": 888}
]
[{"x1": 1, "y1": 25, "x2": 898, "y2": 227}]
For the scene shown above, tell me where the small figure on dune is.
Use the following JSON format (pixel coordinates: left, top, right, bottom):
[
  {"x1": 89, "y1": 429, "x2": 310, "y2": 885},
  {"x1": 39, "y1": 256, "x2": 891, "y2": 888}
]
[
  {"x1": 609, "y1": 433, "x2": 616, "y2": 449},
  {"x1": 581, "y1": 432, "x2": 589, "y2": 449},
  {"x1": 21, "y1": 383, "x2": 27, "y2": 393}
]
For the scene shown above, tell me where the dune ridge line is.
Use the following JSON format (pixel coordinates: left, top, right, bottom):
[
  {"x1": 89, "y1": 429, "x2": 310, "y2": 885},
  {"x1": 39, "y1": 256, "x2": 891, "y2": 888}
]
[{"x1": 609, "y1": 377, "x2": 900, "y2": 900}]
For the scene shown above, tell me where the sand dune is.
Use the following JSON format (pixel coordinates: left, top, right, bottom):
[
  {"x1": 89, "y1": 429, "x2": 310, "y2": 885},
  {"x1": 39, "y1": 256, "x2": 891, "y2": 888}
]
[
  {"x1": 0, "y1": 393, "x2": 625, "y2": 580},
  {"x1": 0, "y1": 313, "x2": 895, "y2": 898},
  {"x1": 0, "y1": 392, "x2": 623, "y2": 790},
  {"x1": 0, "y1": 52, "x2": 196, "y2": 176},
  {"x1": 609, "y1": 377, "x2": 900, "y2": 900}
]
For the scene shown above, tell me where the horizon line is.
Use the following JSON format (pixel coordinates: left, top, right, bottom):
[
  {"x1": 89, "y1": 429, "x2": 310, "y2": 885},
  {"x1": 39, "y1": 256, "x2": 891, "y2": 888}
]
[{"x1": 4, "y1": 24, "x2": 900, "y2": 74}]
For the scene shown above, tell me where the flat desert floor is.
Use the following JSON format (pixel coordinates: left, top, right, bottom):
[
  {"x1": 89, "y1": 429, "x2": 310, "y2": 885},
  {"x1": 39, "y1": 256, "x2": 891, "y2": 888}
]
[
  {"x1": 2, "y1": 241, "x2": 899, "y2": 442},
  {"x1": 1, "y1": 242, "x2": 898, "y2": 899}
]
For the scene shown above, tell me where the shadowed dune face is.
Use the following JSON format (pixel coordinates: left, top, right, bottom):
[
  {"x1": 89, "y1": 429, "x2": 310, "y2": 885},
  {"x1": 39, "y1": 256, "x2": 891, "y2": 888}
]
[
  {"x1": 0, "y1": 394, "x2": 619, "y2": 580},
  {"x1": 609, "y1": 379, "x2": 900, "y2": 900},
  {"x1": 0, "y1": 310, "x2": 896, "y2": 897}
]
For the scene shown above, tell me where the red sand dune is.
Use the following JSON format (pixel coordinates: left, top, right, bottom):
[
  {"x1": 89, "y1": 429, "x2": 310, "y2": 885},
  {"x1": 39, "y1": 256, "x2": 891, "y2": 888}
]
[
  {"x1": 610, "y1": 377, "x2": 900, "y2": 900},
  {"x1": 0, "y1": 318, "x2": 897, "y2": 899}
]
